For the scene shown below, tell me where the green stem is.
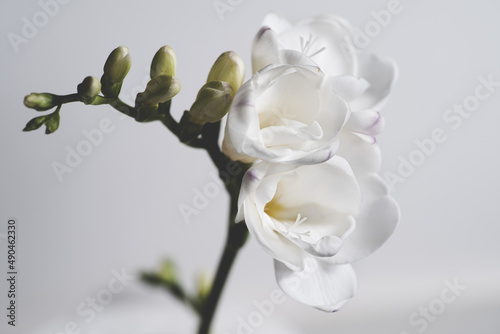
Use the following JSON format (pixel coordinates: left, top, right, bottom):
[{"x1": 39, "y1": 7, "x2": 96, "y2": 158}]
[
  {"x1": 196, "y1": 122, "x2": 250, "y2": 334},
  {"x1": 197, "y1": 204, "x2": 248, "y2": 334}
]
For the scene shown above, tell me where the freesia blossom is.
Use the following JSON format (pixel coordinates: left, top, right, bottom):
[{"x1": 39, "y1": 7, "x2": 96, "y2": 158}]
[
  {"x1": 222, "y1": 63, "x2": 370, "y2": 165},
  {"x1": 236, "y1": 157, "x2": 400, "y2": 311},
  {"x1": 251, "y1": 13, "x2": 398, "y2": 175}
]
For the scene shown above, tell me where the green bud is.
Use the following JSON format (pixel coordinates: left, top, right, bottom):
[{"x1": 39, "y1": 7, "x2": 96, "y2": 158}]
[
  {"x1": 151, "y1": 45, "x2": 177, "y2": 79},
  {"x1": 188, "y1": 81, "x2": 233, "y2": 124},
  {"x1": 207, "y1": 51, "x2": 245, "y2": 96},
  {"x1": 196, "y1": 271, "x2": 213, "y2": 304},
  {"x1": 100, "y1": 75, "x2": 122, "y2": 98},
  {"x1": 77, "y1": 76, "x2": 102, "y2": 104},
  {"x1": 23, "y1": 115, "x2": 47, "y2": 131},
  {"x1": 44, "y1": 111, "x2": 60, "y2": 134},
  {"x1": 103, "y1": 46, "x2": 132, "y2": 83},
  {"x1": 136, "y1": 75, "x2": 181, "y2": 106},
  {"x1": 24, "y1": 93, "x2": 57, "y2": 111},
  {"x1": 159, "y1": 260, "x2": 178, "y2": 284}
]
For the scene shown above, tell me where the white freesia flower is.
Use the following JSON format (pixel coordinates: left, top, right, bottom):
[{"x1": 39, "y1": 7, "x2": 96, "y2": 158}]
[
  {"x1": 237, "y1": 157, "x2": 399, "y2": 311},
  {"x1": 251, "y1": 13, "x2": 398, "y2": 176},
  {"x1": 222, "y1": 63, "x2": 371, "y2": 165}
]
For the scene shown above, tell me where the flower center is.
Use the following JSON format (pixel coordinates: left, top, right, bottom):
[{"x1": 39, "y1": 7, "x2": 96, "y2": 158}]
[
  {"x1": 299, "y1": 34, "x2": 326, "y2": 59},
  {"x1": 265, "y1": 201, "x2": 310, "y2": 239}
]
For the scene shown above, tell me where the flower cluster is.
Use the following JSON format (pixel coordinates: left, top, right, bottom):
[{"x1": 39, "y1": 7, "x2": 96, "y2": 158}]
[{"x1": 222, "y1": 13, "x2": 400, "y2": 311}]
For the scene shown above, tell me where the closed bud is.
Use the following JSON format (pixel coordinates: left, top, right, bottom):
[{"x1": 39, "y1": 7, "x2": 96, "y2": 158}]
[
  {"x1": 100, "y1": 75, "x2": 122, "y2": 98},
  {"x1": 159, "y1": 260, "x2": 178, "y2": 285},
  {"x1": 207, "y1": 51, "x2": 245, "y2": 95},
  {"x1": 196, "y1": 271, "x2": 213, "y2": 304},
  {"x1": 23, "y1": 115, "x2": 47, "y2": 131},
  {"x1": 24, "y1": 93, "x2": 56, "y2": 111},
  {"x1": 188, "y1": 81, "x2": 233, "y2": 124},
  {"x1": 44, "y1": 111, "x2": 60, "y2": 134},
  {"x1": 77, "y1": 76, "x2": 101, "y2": 104},
  {"x1": 103, "y1": 46, "x2": 132, "y2": 83},
  {"x1": 151, "y1": 45, "x2": 177, "y2": 79},
  {"x1": 136, "y1": 75, "x2": 181, "y2": 106}
]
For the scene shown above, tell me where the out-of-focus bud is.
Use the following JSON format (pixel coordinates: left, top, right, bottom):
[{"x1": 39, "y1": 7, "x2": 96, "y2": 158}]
[
  {"x1": 103, "y1": 46, "x2": 132, "y2": 83},
  {"x1": 159, "y1": 260, "x2": 178, "y2": 284},
  {"x1": 77, "y1": 76, "x2": 102, "y2": 104},
  {"x1": 196, "y1": 271, "x2": 213, "y2": 304},
  {"x1": 24, "y1": 93, "x2": 57, "y2": 111},
  {"x1": 136, "y1": 75, "x2": 181, "y2": 106},
  {"x1": 151, "y1": 45, "x2": 177, "y2": 79},
  {"x1": 207, "y1": 51, "x2": 245, "y2": 95},
  {"x1": 188, "y1": 81, "x2": 233, "y2": 124}
]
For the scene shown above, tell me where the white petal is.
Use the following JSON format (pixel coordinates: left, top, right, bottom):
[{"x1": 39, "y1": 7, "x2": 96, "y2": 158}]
[
  {"x1": 328, "y1": 174, "x2": 400, "y2": 264},
  {"x1": 351, "y1": 54, "x2": 398, "y2": 110},
  {"x1": 222, "y1": 80, "x2": 260, "y2": 163},
  {"x1": 328, "y1": 75, "x2": 370, "y2": 102},
  {"x1": 252, "y1": 27, "x2": 281, "y2": 73},
  {"x1": 275, "y1": 259, "x2": 357, "y2": 312},
  {"x1": 337, "y1": 131, "x2": 381, "y2": 175},
  {"x1": 270, "y1": 157, "x2": 361, "y2": 216},
  {"x1": 344, "y1": 109, "x2": 385, "y2": 136}
]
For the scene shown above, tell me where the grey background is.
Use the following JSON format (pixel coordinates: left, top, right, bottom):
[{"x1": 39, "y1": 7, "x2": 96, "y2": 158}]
[{"x1": 1, "y1": 0, "x2": 499, "y2": 333}]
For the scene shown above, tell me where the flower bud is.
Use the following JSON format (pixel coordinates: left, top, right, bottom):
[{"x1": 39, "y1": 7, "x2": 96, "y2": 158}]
[
  {"x1": 207, "y1": 51, "x2": 245, "y2": 95},
  {"x1": 196, "y1": 271, "x2": 213, "y2": 304},
  {"x1": 103, "y1": 46, "x2": 132, "y2": 83},
  {"x1": 188, "y1": 81, "x2": 233, "y2": 124},
  {"x1": 23, "y1": 115, "x2": 47, "y2": 131},
  {"x1": 136, "y1": 75, "x2": 181, "y2": 106},
  {"x1": 24, "y1": 93, "x2": 56, "y2": 111},
  {"x1": 159, "y1": 260, "x2": 179, "y2": 286},
  {"x1": 44, "y1": 111, "x2": 60, "y2": 134},
  {"x1": 151, "y1": 45, "x2": 177, "y2": 79},
  {"x1": 100, "y1": 75, "x2": 122, "y2": 98},
  {"x1": 77, "y1": 76, "x2": 102, "y2": 104}
]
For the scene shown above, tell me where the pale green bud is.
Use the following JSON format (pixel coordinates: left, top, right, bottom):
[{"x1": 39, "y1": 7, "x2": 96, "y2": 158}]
[
  {"x1": 196, "y1": 271, "x2": 213, "y2": 303},
  {"x1": 136, "y1": 75, "x2": 181, "y2": 106},
  {"x1": 188, "y1": 81, "x2": 233, "y2": 124},
  {"x1": 77, "y1": 76, "x2": 101, "y2": 104},
  {"x1": 103, "y1": 46, "x2": 132, "y2": 83},
  {"x1": 207, "y1": 51, "x2": 245, "y2": 96},
  {"x1": 159, "y1": 260, "x2": 178, "y2": 284},
  {"x1": 151, "y1": 45, "x2": 177, "y2": 79},
  {"x1": 24, "y1": 93, "x2": 56, "y2": 111}
]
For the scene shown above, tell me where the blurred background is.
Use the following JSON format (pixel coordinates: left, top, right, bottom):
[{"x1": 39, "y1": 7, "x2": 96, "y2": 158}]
[{"x1": 1, "y1": 0, "x2": 499, "y2": 333}]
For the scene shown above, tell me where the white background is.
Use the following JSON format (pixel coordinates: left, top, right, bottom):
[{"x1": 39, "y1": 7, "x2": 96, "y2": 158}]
[{"x1": 1, "y1": 0, "x2": 499, "y2": 333}]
